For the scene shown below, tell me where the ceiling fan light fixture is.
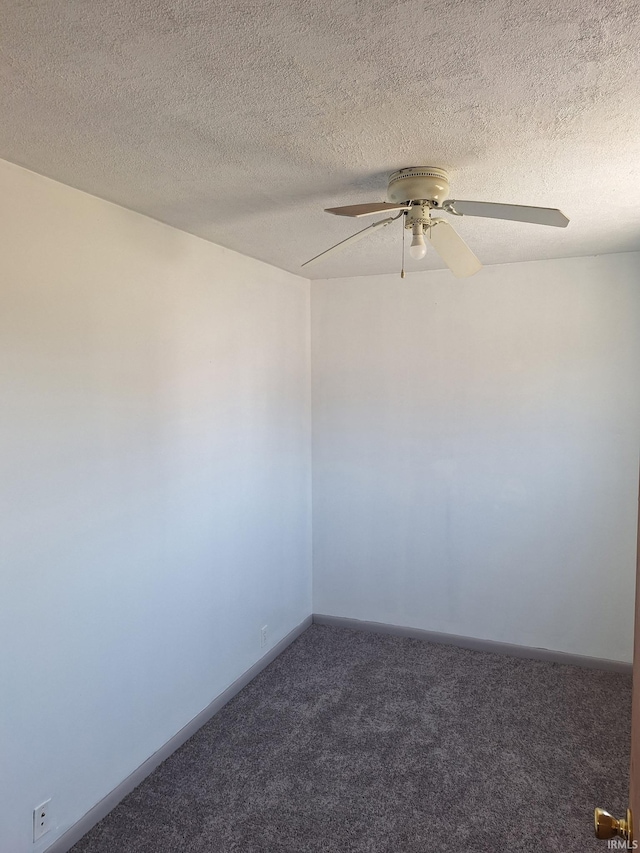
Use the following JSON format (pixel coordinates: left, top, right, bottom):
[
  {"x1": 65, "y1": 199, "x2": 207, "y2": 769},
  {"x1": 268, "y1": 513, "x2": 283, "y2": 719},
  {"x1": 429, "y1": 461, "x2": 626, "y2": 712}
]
[
  {"x1": 409, "y1": 222, "x2": 427, "y2": 260},
  {"x1": 303, "y1": 166, "x2": 569, "y2": 275}
]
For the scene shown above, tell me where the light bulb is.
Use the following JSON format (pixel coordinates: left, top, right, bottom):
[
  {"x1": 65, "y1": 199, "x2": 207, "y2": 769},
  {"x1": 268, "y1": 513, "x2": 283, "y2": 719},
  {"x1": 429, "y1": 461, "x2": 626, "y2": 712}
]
[{"x1": 409, "y1": 224, "x2": 427, "y2": 260}]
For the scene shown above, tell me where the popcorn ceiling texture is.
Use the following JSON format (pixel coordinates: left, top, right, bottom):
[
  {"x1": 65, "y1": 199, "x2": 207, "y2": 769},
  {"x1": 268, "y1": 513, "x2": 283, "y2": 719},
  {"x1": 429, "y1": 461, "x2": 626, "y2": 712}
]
[{"x1": 1, "y1": 0, "x2": 639, "y2": 279}]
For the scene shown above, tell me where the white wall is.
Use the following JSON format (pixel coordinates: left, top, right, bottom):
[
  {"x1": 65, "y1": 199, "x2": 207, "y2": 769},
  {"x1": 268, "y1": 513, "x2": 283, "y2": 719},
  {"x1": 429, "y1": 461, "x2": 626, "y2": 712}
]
[
  {"x1": 0, "y1": 160, "x2": 312, "y2": 853},
  {"x1": 312, "y1": 255, "x2": 640, "y2": 662},
  {"x1": 2, "y1": 156, "x2": 639, "y2": 853}
]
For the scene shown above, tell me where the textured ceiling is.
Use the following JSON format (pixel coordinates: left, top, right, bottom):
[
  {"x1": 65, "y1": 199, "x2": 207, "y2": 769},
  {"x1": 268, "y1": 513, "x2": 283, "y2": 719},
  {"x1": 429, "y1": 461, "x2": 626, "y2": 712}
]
[{"x1": 2, "y1": 0, "x2": 640, "y2": 279}]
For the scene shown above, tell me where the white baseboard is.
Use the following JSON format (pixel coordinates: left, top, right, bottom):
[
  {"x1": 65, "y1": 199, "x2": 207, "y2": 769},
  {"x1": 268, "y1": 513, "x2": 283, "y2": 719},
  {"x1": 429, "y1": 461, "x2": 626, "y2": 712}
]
[
  {"x1": 44, "y1": 615, "x2": 313, "y2": 853},
  {"x1": 313, "y1": 614, "x2": 632, "y2": 674}
]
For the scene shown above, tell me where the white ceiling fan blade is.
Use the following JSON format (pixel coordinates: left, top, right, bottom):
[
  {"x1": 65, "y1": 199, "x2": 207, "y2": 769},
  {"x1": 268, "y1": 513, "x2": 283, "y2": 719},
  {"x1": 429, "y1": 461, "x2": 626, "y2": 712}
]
[
  {"x1": 444, "y1": 199, "x2": 569, "y2": 227},
  {"x1": 427, "y1": 219, "x2": 483, "y2": 278},
  {"x1": 301, "y1": 217, "x2": 396, "y2": 268},
  {"x1": 325, "y1": 202, "x2": 411, "y2": 217}
]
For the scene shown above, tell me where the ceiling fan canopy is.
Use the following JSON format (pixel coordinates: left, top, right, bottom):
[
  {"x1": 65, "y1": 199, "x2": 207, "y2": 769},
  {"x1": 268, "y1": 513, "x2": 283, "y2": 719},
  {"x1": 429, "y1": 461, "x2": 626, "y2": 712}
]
[
  {"x1": 387, "y1": 167, "x2": 451, "y2": 205},
  {"x1": 305, "y1": 166, "x2": 569, "y2": 277}
]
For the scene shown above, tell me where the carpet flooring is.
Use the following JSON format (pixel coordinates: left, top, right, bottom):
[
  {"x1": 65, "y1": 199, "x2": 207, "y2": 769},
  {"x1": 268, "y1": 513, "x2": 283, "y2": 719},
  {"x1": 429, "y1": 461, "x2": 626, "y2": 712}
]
[{"x1": 70, "y1": 625, "x2": 631, "y2": 853}]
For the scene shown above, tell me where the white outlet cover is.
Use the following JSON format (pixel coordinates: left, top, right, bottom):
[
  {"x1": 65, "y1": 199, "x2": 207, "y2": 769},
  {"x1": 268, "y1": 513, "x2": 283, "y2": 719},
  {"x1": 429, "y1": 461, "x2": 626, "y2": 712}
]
[
  {"x1": 261, "y1": 625, "x2": 268, "y2": 647},
  {"x1": 33, "y1": 799, "x2": 52, "y2": 842}
]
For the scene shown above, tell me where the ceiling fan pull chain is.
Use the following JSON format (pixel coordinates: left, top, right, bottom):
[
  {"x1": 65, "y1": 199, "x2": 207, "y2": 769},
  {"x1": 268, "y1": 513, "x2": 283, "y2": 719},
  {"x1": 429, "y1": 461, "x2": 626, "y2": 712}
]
[{"x1": 401, "y1": 211, "x2": 406, "y2": 278}]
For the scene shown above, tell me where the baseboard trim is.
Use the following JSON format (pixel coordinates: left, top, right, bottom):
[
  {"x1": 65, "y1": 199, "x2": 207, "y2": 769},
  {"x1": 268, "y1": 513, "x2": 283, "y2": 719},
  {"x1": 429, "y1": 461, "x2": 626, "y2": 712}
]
[
  {"x1": 312, "y1": 614, "x2": 632, "y2": 674},
  {"x1": 45, "y1": 614, "x2": 313, "y2": 853}
]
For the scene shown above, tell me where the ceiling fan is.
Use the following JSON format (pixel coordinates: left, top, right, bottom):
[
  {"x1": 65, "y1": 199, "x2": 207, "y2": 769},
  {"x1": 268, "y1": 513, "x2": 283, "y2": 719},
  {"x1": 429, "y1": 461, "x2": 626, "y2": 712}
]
[{"x1": 302, "y1": 167, "x2": 569, "y2": 278}]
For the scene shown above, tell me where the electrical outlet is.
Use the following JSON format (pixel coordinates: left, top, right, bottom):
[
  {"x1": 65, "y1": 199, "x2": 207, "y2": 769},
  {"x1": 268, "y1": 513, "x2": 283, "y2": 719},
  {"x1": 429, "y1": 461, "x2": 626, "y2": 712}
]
[
  {"x1": 33, "y1": 799, "x2": 52, "y2": 842},
  {"x1": 260, "y1": 625, "x2": 268, "y2": 648}
]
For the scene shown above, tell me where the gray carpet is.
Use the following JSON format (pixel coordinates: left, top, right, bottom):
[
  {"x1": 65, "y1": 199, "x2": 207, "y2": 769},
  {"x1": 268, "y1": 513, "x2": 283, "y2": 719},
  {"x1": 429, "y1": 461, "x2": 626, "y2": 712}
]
[{"x1": 71, "y1": 625, "x2": 631, "y2": 853}]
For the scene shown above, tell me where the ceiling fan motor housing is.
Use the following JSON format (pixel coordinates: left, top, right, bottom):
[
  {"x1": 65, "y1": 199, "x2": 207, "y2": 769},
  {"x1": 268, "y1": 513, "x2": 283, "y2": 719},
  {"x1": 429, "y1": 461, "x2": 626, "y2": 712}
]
[{"x1": 387, "y1": 167, "x2": 450, "y2": 206}]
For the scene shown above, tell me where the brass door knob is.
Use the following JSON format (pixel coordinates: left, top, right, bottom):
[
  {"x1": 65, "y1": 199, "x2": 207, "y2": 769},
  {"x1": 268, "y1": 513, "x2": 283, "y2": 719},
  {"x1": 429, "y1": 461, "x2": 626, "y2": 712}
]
[{"x1": 594, "y1": 807, "x2": 633, "y2": 843}]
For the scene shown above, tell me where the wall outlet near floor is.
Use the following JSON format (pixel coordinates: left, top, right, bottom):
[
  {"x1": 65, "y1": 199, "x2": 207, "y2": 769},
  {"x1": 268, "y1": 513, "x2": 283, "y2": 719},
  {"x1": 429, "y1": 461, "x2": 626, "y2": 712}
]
[
  {"x1": 261, "y1": 625, "x2": 268, "y2": 648},
  {"x1": 33, "y1": 799, "x2": 52, "y2": 842}
]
